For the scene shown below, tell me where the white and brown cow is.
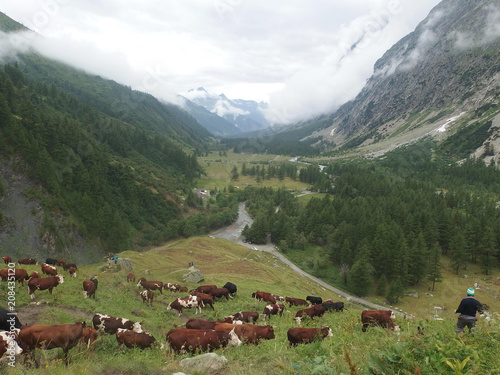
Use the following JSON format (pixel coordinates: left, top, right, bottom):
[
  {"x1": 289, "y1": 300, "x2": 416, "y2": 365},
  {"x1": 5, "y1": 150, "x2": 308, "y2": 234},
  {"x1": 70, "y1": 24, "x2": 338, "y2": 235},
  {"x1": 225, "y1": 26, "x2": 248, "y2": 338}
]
[
  {"x1": 167, "y1": 295, "x2": 202, "y2": 316},
  {"x1": 262, "y1": 304, "x2": 285, "y2": 320},
  {"x1": 137, "y1": 278, "x2": 163, "y2": 294},
  {"x1": 92, "y1": 313, "x2": 142, "y2": 334}
]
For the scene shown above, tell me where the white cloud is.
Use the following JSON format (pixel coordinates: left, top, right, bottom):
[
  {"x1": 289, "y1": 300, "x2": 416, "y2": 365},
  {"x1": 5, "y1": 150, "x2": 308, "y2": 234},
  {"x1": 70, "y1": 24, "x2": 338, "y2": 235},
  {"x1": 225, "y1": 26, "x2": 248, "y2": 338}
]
[{"x1": 0, "y1": 0, "x2": 442, "y2": 124}]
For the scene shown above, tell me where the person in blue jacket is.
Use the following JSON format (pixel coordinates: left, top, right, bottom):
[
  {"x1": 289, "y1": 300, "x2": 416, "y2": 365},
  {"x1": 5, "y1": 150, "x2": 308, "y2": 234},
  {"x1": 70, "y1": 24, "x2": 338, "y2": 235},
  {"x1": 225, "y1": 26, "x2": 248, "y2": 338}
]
[{"x1": 455, "y1": 287, "x2": 484, "y2": 333}]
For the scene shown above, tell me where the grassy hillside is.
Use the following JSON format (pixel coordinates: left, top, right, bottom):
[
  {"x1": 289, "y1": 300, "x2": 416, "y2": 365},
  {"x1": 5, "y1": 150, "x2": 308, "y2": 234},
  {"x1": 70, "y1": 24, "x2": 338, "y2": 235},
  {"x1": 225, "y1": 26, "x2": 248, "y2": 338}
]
[{"x1": 2, "y1": 236, "x2": 499, "y2": 374}]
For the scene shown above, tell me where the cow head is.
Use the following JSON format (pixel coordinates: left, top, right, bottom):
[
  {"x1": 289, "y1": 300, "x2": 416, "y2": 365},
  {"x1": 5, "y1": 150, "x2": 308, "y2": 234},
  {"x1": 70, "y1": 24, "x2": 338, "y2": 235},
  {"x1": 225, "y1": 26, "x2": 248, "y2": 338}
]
[
  {"x1": 227, "y1": 328, "x2": 242, "y2": 347},
  {"x1": 57, "y1": 275, "x2": 64, "y2": 284},
  {"x1": 294, "y1": 317, "x2": 302, "y2": 325},
  {"x1": 132, "y1": 321, "x2": 143, "y2": 333}
]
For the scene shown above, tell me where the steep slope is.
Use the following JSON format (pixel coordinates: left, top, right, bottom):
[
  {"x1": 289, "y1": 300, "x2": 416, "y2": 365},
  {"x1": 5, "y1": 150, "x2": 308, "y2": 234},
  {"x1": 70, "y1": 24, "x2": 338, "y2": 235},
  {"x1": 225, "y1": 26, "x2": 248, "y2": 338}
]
[{"x1": 298, "y1": 0, "x2": 500, "y2": 158}]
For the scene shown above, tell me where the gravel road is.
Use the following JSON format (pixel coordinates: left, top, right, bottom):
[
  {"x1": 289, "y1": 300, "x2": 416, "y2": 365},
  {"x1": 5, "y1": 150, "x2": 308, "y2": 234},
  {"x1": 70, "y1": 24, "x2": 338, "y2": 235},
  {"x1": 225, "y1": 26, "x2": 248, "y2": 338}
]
[{"x1": 211, "y1": 202, "x2": 396, "y2": 313}]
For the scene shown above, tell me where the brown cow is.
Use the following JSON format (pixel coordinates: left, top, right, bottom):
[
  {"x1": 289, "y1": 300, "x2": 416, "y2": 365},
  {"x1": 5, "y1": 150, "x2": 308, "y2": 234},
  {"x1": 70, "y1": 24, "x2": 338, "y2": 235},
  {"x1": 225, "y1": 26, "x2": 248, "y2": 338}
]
[
  {"x1": 252, "y1": 291, "x2": 276, "y2": 304},
  {"x1": 194, "y1": 292, "x2": 215, "y2": 310},
  {"x1": 18, "y1": 258, "x2": 37, "y2": 265},
  {"x1": 28, "y1": 275, "x2": 64, "y2": 300},
  {"x1": 226, "y1": 311, "x2": 259, "y2": 324},
  {"x1": 55, "y1": 259, "x2": 66, "y2": 267},
  {"x1": 62, "y1": 263, "x2": 77, "y2": 271},
  {"x1": 0, "y1": 268, "x2": 30, "y2": 285},
  {"x1": 285, "y1": 297, "x2": 309, "y2": 307},
  {"x1": 185, "y1": 318, "x2": 239, "y2": 330},
  {"x1": 166, "y1": 328, "x2": 241, "y2": 354},
  {"x1": 294, "y1": 304, "x2": 326, "y2": 325},
  {"x1": 41, "y1": 263, "x2": 58, "y2": 276},
  {"x1": 2, "y1": 256, "x2": 12, "y2": 264},
  {"x1": 116, "y1": 328, "x2": 157, "y2": 349},
  {"x1": 137, "y1": 278, "x2": 163, "y2": 294},
  {"x1": 92, "y1": 313, "x2": 142, "y2": 334},
  {"x1": 29, "y1": 271, "x2": 40, "y2": 280},
  {"x1": 209, "y1": 287, "x2": 231, "y2": 300},
  {"x1": 287, "y1": 326, "x2": 333, "y2": 346},
  {"x1": 68, "y1": 267, "x2": 77, "y2": 278},
  {"x1": 83, "y1": 277, "x2": 98, "y2": 299},
  {"x1": 262, "y1": 304, "x2": 285, "y2": 320},
  {"x1": 126, "y1": 273, "x2": 136, "y2": 282},
  {"x1": 80, "y1": 327, "x2": 98, "y2": 348},
  {"x1": 214, "y1": 323, "x2": 275, "y2": 345},
  {"x1": 361, "y1": 310, "x2": 399, "y2": 332},
  {"x1": 140, "y1": 290, "x2": 154, "y2": 307},
  {"x1": 167, "y1": 295, "x2": 202, "y2": 316},
  {"x1": 191, "y1": 284, "x2": 217, "y2": 294},
  {"x1": 17, "y1": 322, "x2": 85, "y2": 367}
]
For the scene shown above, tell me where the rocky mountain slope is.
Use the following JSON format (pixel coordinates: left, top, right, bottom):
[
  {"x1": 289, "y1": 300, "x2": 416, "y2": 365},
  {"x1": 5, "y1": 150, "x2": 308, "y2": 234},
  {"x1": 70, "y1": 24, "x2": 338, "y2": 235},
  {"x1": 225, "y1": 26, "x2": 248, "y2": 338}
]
[{"x1": 300, "y1": 0, "x2": 500, "y2": 161}]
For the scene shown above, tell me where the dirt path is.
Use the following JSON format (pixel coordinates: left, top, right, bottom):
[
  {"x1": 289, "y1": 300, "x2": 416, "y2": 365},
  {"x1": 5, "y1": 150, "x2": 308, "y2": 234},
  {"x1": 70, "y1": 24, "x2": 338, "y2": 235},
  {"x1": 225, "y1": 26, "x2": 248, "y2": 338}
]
[{"x1": 211, "y1": 202, "x2": 395, "y2": 313}]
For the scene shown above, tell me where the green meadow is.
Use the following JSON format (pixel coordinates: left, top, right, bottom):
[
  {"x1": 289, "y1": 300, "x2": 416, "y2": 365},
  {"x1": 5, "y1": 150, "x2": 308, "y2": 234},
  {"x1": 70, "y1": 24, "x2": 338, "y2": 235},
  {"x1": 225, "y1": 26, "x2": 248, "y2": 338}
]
[{"x1": 1, "y1": 236, "x2": 499, "y2": 374}]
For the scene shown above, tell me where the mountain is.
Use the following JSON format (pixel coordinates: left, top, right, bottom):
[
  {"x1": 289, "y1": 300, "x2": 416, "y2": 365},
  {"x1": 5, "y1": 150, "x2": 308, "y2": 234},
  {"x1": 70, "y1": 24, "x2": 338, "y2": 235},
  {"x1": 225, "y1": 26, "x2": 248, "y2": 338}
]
[
  {"x1": 0, "y1": 12, "x2": 239, "y2": 262},
  {"x1": 183, "y1": 87, "x2": 270, "y2": 133},
  {"x1": 180, "y1": 96, "x2": 242, "y2": 137},
  {"x1": 285, "y1": 0, "x2": 500, "y2": 161}
]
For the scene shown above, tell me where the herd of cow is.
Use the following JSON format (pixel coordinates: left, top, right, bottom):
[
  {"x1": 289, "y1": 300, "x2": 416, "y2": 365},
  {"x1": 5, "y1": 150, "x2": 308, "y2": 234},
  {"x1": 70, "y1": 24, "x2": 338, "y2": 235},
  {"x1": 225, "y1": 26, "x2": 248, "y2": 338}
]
[{"x1": 0, "y1": 256, "x2": 399, "y2": 368}]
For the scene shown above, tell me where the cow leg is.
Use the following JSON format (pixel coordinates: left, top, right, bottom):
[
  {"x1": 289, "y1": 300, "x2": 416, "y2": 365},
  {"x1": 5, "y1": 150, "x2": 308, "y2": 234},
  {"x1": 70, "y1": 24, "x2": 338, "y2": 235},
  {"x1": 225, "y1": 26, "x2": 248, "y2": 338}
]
[{"x1": 63, "y1": 348, "x2": 69, "y2": 366}]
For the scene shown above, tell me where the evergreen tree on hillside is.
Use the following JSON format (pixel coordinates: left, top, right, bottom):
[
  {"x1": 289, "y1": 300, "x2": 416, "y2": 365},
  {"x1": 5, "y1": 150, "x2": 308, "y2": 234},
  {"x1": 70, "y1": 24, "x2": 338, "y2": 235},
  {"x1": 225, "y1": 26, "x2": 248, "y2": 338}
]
[{"x1": 348, "y1": 244, "x2": 374, "y2": 297}]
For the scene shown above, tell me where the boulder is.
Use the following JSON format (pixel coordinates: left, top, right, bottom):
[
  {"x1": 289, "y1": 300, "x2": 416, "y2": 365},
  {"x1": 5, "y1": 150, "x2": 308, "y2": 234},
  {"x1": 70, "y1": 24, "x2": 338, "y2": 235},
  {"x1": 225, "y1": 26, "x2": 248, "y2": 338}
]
[
  {"x1": 183, "y1": 267, "x2": 204, "y2": 283},
  {"x1": 117, "y1": 258, "x2": 134, "y2": 271},
  {"x1": 180, "y1": 353, "x2": 227, "y2": 374}
]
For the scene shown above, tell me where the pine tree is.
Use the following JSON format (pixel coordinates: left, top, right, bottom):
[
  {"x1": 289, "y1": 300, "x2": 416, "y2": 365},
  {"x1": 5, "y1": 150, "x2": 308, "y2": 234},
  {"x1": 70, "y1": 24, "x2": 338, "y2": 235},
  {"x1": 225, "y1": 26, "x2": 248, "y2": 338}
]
[
  {"x1": 377, "y1": 274, "x2": 387, "y2": 296},
  {"x1": 348, "y1": 245, "x2": 374, "y2": 297},
  {"x1": 386, "y1": 277, "x2": 404, "y2": 304},
  {"x1": 427, "y1": 242, "x2": 442, "y2": 291}
]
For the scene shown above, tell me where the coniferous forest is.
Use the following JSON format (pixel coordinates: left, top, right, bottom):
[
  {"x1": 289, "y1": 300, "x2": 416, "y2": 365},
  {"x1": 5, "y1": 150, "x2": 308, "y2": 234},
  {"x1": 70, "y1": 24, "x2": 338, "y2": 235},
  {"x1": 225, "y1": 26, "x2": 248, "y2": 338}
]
[{"x1": 241, "y1": 140, "x2": 500, "y2": 296}]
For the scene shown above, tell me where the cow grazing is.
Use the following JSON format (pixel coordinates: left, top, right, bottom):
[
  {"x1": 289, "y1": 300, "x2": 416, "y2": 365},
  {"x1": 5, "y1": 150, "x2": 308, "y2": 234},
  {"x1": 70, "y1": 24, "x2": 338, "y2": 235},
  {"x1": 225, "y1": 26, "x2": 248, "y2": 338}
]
[
  {"x1": 126, "y1": 273, "x2": 136, "y2": 282},
  {"x1": 0, "y1": 329, "x2": 23, "y2": 359},
  {"x1": 83, "y1": 277, "x2": 98, "y2": 299},
  {"x1": 2, "y1": 256, "x2": 12, "y2": 264},
  {"x1": 92, "y1": 313, "x2": 142, "y2": 334},
  {"x1": 166, "y1": 328, "x2": 241, "y2": 354},
  {"x1": 28, "y1": 275, "x2": 64, "y2": 300},
  {"x1": 361, "y1": 310, "x2": 399, "y2": 332},
  {"x1": 251, "y1": 291, "x2": 276, "y2": 304},
  {"x1": 226, "y1": 311, "x2": 259, "y2": 324},
  {"x1": 191, "y1": 284, "x2": 217, "y2": 294},
  {"x1": 137, "y1": 278, "x2": 163, "y2": 294},
  {"x1": 223, "y1": 282, "x2": 237, "y2": 295},
  {"x1": 62, "y1": 263, "x2": 77, "y2": 271},
  {"x1": 262, "y1": 304, "x2": 285, "y2": 320},
  {"x1": 294, "y1": 304, "x2": 326, "y2": 325},
  {"x1": 306, "y1": 296, "x2": 323, "y2": 305},
  {"x1": 323, "y1": 301, "x2": 344, "y2": 312},
  {"x1": 18, "y1": 258, "x2": 37, "y2": 265},
  {"x1": 209, "y1": 287, "x2": 231, "y2": 300},
  {"x1": 165, "y1": 283, "x2": 188, "y2": 292},
  {"x1": 167, "y1": 296, "x2": 202, "y2": 316},
  {"x1": 17, "y1": 322, "x2": 85, "y2": 367},
  {"x1": 214, "y1": 323, "x2": 275, "y2": 345},
  {"x1": 140, "y1": 290, "x2": 154, "y2": 307},
  {"x1": 287, "y1": 326, "x2": 333, "y2": 346},
  {"x1": 286, "y1": 297, "x2": 309, "y2": 307},
  {"x1": 45, "y1": 258, "x2": 57, "y2": 265},
  {"x1": 55, "y1": 259, "x2": 66, "y2": 267},
  {"x1": 29, "y1": 271, "x2": 40, "y2": 280},
  {"x1": 67, "y1": 266, "x2": 77, "y2": 278},
  {"x1": 116, "y1": 328, "x2": 156, "y2": 349},
  {"x1": 0, "y1": 306, "x2": 22, "y2": 331},
  {"x1": 41, "y1": 263, "x2": 58, "y2": 277},
  {"x1": 194, "y1": 292, "x2": 215, "y2": 310},
  {"x1": 0, "y1": 268, "x2": 30, "y2": 285},
  {"x1": 272, "y1": 294, "x2": 285, "y2": 302},
  {"x1": 80, "y1": 327, "x2": 98, "y2": 348}
]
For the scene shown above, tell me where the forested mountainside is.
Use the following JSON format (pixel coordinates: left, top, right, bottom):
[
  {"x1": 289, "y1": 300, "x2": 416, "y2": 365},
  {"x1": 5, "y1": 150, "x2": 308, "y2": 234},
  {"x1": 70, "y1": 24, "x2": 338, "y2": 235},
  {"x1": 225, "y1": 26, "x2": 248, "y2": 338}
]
[
  {"x1": 0, "y1": 13, "x2": 240, "y2": 262},
  {"x1": 240, "y1": 140, "x2": 500, "y2": 298},
  {"x1": 249, "y1": 0, "x2": 500, "y2": 160}
]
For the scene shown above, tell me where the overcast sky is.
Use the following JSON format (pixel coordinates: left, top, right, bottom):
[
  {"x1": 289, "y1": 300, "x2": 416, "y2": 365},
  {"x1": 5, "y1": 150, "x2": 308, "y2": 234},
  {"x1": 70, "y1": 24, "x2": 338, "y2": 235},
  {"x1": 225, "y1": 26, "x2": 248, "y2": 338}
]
[{"x1": 1, "y1": 0, "x2": 441, "y2": 124}]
